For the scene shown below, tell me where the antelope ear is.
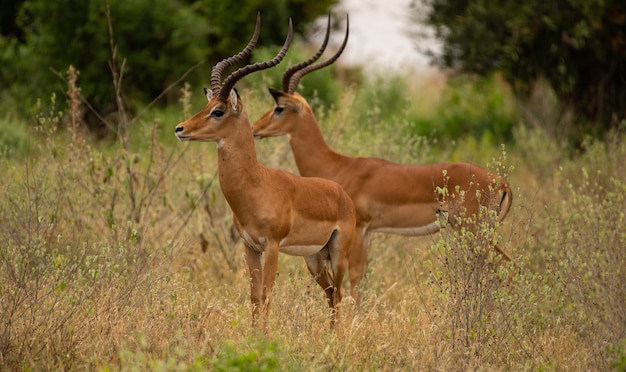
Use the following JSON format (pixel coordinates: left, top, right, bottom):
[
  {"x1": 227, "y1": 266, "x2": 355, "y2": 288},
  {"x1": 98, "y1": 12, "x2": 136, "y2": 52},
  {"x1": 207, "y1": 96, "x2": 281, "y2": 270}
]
[
  {"x1": 204, "y1": 88, "x2": 213, "y2": 102},
  {"x1": 268, "y1": 87, "x2": 284, "y2": 103},
  {"x1": 229, "y1": 88, "x2": 239, "y2": 111}
]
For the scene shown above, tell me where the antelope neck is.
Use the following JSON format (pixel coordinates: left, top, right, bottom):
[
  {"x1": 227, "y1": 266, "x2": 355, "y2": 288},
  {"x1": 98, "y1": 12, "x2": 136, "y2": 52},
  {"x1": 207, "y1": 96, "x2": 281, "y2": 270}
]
[
  {"x1": 289, "y1": 112, "x2": 343, "y2": 178},
  {"x1": 216, "y1": 121, "x2": 266, "y2": 199}
]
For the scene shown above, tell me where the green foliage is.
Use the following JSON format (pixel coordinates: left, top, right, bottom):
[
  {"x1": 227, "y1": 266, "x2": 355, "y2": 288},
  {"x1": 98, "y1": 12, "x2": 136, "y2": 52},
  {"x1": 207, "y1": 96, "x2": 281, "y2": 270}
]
[
  {"x1": 211, "y1": 339, "x2": 286, "y2": 371},
  {"x1": 550, "y1": 138, "x2": 626, "y2": 347},
  {"x1": 196, "y1": 0, "x2": 339, "y2": 63},
  {"x1": 608, "y1": 338, "x2": 626, "y2": 371},
  {"x1": 12, "y1": 0, "x2": 210, "y2": 121},
  {"x1": 0, "y1": 0, "x2": 25, "y2": 39},
  {"x1": 349, "y1": 73, "x2": 515, "y2": 149},
  {"x1": 416, "y1": 0, "x2": 626, "y2": 138},
  {"x1": 424, "y1": 153, "x2": 524, "y2": 367},
  {"x1": 118, "y1": 334, "x2": 211, "y2": 371},
  {"x1": 0, "y1": 113, "x2": 29, "y2": 159},
  {"x1": 1, "y1": 0, "x2": 338, "y2": 130},
  {"x1": 245, "y1": 44, "x2": 345, "y2": 111},
  {"x1": 408, "y1": 74, "x2": 516, "y2": 143},
  {"x1": 0, "y1": 34, "x2": 39, "y2": 115},
  {"x1": 352, "y1": 74, "x2": 411, "y2": 131}
]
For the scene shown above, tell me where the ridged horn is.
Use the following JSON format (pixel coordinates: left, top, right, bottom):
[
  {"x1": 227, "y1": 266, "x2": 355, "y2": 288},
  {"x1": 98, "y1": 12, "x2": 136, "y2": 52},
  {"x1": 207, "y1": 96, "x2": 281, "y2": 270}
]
[
  {"x1": 210, "y1": 13, "x2": 261, "y2": 96},
  {"x1": 287, "y1": 14, "x2": 349, "y2": 94},
  {"x1": 218, "y1": 18, "x2": 294, "y2": 102},
  {"x1": 281, "y1": 13, "x2": 331, "y2": 93}
]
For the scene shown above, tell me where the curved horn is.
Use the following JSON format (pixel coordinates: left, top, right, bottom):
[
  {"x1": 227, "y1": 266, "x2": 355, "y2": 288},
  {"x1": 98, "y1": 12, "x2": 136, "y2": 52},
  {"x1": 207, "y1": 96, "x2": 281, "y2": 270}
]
[
  {"x1": 210, "y1": 13, "x2": 261, "y2": 95},
  {"x1": 281, "y1": 13, "x2": 331, "y2": 93},
  {"x1": 218, "y1": 18, "x2": 293, "y2": 102},
  {"x1": 288, "y1": 14, "x2": 349, "y2": 94}
]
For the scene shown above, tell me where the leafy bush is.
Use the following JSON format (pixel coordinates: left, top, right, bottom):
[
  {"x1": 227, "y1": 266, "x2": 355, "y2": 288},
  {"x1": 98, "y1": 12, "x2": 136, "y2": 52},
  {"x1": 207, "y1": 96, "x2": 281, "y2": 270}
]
[
  {"x1": 12, "y1": 0, "x2": 210, "y2": 123},
  {"x1": 511, "y1": 131, "x2": 626, "y2": 368},
  {"x1": 550, "y1": 138, "x2": 626, "y2": 356},
  {"x1": 0, "y1": 35, "x2": 39, "y2": 118},
  {"x1": 211, "y1": 339, "x2": 283, "y2": 371},
  {"x1": 415, "y1": 0, "x2": 626, "y2": 138},
  {"x1": 2, "y1": 0, "x2": 338, "y2": 132},
  {"x1": 408, "y1": 74, "x2": 516, "y2": 143},
  {"x1": 0, "y1": 114, "x2": 29, "y2": 158},
  {"x1": 197, "y1": 0, "x2": 339, "y2": 63},
  {"x1": 422, "y1": 152, "x2": 533, "y2": 368},
  {"x1": 347, "y1": 72, "x2": 516, "y2": 149},
  {"x1": 245, "y1": 44, "x2": 347, "y2": 113},
  {"x1": 352, "y1": 74, "x2": 411, "y2": 131}
]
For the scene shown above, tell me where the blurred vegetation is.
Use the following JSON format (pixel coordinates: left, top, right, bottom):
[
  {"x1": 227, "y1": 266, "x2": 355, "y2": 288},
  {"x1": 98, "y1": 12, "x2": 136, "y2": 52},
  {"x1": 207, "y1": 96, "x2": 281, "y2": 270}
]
[
  {"x1": 351, "y1": 73, "x2": 516, "y2": 145},
  {"x1": 0, "y1": 0, "x2": 338, "y2": 134},
  {"x1": 246, "y1": 44, "x2": 347, "y2": 112},
  {"x1": 198, "y1": 0, "x2": 339, "y2": 63},
  {"x1": 413, "y1": 0, "x2": 626, "y2": 143}
]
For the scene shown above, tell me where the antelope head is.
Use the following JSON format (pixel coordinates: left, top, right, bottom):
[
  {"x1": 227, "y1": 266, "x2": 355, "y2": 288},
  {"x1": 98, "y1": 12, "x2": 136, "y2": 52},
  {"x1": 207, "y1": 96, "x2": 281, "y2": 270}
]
[
  {"x1": 253, "y1": 14, "x2": 349, "y2": 139},
  {"x1": 175, "y1": 14, "x2": 293, "y2": 144}
]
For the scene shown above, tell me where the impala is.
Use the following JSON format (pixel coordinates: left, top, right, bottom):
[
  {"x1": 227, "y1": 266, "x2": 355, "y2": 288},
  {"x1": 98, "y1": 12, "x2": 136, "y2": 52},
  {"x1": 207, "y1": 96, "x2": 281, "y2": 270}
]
[
  {"x1": 175, "y1": 15, "x2": 356, "y2": 328},
  {"x1": 252, "y1": 15, "x2": 513, "y2": 305}
]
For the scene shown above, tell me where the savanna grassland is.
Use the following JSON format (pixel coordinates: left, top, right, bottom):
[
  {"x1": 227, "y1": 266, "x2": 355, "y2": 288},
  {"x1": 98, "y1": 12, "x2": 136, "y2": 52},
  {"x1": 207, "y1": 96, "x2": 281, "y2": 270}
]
[{"x1": 1, "y1": 65, "x2": 625, "y2": 371}]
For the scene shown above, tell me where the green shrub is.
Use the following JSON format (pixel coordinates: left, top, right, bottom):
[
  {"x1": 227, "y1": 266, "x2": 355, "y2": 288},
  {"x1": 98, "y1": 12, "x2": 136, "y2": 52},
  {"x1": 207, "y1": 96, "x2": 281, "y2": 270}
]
[
  {"x1": 197, "y1": 0, "x2": 338, "y2": 63},
  {"x1": 344, "y1": 73, "x2": 515, "y2": 152},
  {"x1": 555, "y1": 162, "x2": 626, "y2": 347},
  {"x1": 246, "y1": 44, "x2": 346, "y2": 113},
  {"x1": 26, "y1": 0, "x2": 207, "y2": 103},
  {"x1": 416, "y1": 0, "x2": 626, "y2": 137},
  {"x1": 0, "y1": 35, "x2": 43, "y2": 120},
  {"x1": 4, "y1": 0, "x2": 338, "y2": 130},
  {"x1": 529, "y1": 134, "x2": 626, "y2": 368},
  {"x1": 211, "y1": 339, "x2": 285, "y2": 372},
  {"x1": 421, "y1": 153, "x2": 533, "y2": 368},
  {"x1": 608, "y1": 338, "x2": 626, "y2": 371},
  {"x1": 0, "y1": 114, "x2": 29, "y2": 158},
  {"x1": 408, "y1": 74, "x2": 516, "y2": 143},
  {"x1": 351, "y1": 74, "x2": 411, "y2": 132}
]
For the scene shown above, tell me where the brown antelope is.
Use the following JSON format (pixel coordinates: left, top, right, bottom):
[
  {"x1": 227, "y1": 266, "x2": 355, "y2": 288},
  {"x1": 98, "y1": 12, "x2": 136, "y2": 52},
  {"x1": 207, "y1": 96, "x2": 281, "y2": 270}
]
[
  {"x1": 175, "y1": 15, "x2": 356, "y2": 328},
  {"x1": 252, "y1": 15, "x2": 513, "y2": 305}
]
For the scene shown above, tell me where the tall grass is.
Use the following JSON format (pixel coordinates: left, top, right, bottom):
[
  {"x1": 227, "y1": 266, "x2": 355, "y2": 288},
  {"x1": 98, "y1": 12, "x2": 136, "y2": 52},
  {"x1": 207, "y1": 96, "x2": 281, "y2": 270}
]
[{"x1": 0, "y1": 59, "x2": 625, "y2": 370}]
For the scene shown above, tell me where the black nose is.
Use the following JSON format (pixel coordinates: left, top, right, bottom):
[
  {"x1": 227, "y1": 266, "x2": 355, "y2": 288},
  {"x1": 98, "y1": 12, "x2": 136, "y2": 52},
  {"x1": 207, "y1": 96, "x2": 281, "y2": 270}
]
[{"x1": 175, "y1": 126, "x2": 183, "y2": 133}]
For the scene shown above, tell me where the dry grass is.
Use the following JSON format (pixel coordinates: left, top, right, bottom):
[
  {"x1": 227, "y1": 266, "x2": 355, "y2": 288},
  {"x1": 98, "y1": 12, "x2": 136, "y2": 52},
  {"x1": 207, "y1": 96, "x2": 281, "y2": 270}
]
[{"x1": 1, "y1": 66, "x2": 625, "y2": 371}]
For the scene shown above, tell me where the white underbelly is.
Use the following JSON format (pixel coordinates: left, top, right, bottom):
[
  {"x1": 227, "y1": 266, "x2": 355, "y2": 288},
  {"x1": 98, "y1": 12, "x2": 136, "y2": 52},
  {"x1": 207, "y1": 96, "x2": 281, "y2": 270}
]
[
  {"x1": 279, "y1": 244, "x2": 324, "y2": 256},
  {"x1": 370, "y1": 221, "x2": 440, "y2": 236}
]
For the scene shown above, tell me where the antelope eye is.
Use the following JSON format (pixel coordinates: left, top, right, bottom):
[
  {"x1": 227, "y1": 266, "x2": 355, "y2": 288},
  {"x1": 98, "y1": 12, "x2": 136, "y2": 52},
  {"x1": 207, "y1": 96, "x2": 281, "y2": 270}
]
[
  {"x1": 211, "y1": 108, "x2": 225, "y2": 118},
  {"x1": 274, "y1": 106, "x2": 284, "y2": 114}
]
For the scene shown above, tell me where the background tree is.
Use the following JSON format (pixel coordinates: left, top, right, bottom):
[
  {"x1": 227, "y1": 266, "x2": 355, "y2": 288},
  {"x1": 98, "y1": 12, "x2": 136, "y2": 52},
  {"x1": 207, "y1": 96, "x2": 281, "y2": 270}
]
[
  {"x1": 413, "y1": 0, "x2": 626, "y2": 141},
  {"x1": 0, "y1": 0, "x2": 25, "y2": 40},
  {"x1": 196, "y1": 0, "x2": 338, "y2": 62},
  {"x1": 0, "y1": 0, "x2": 337, "y2": 132}
]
